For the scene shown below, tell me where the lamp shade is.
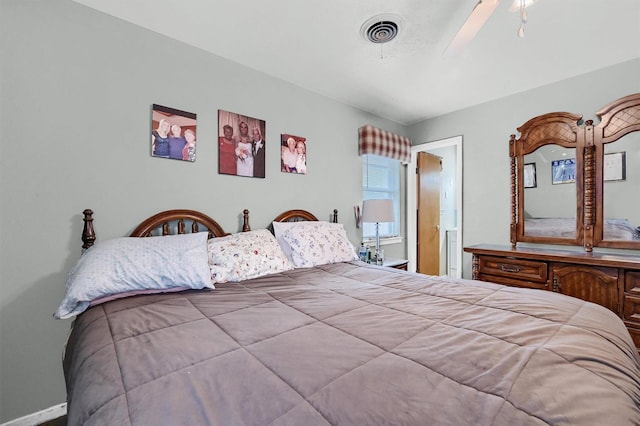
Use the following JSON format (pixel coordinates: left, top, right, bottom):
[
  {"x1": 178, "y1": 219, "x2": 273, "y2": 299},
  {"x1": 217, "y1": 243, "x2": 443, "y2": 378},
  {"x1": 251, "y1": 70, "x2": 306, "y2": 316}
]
[{"x1": 362, "y1": 199, "x2": 394, "y2": 223}]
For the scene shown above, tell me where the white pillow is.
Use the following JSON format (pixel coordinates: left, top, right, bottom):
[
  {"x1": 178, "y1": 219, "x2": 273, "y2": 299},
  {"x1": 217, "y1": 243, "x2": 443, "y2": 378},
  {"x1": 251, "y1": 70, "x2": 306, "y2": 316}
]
[
  {"x1": 281, "y1": 222, "x2": 358, "y2": 267},
  {"x1": 54, "y1": 232, "x2": 213, "y2": 320},
  {"x1": 272, "y1": 220, "x2": 332, "y2": 261},
  {"x1": 208, "y1": 229, "x2": 294, "y2": 283}
]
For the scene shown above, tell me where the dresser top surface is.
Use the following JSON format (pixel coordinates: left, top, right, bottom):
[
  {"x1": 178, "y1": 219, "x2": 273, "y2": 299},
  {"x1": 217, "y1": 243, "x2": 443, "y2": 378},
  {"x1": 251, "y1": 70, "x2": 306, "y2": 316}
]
[{"x1": 465, "y1": 244, "x2": 640, "y2": 269}]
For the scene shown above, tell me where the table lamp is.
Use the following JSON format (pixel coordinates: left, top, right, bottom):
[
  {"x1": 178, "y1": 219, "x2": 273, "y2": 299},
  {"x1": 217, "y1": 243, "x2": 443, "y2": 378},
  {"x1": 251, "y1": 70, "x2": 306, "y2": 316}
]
[{"x1": 362, "y1": 199, "x2": 394, "y2": 264}]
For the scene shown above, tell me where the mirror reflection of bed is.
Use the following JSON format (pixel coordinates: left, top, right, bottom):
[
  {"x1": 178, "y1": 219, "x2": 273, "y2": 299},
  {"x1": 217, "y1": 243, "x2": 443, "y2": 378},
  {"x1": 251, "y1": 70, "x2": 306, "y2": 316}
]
[
  {"x1": 519, "y1": 112, "x2": 640, "y2": 245},
  {"x1": 522, "y1": 143, "x2": 578, "y2": 240},
  {"x1": 524, "y1": 216, "x2": 640, "y2": 240}
]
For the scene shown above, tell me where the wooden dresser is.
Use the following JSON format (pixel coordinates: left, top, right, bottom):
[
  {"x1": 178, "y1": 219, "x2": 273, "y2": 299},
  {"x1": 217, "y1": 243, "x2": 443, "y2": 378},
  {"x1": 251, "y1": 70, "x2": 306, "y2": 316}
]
[{"x1": 464, "y1": 244, "x2": 640, "y2": 350}]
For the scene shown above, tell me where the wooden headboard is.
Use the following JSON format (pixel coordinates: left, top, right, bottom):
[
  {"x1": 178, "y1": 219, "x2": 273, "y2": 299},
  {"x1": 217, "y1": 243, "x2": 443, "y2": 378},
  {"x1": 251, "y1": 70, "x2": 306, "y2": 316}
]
[
  {"x1": 273, "y1": 209, "x2": 338, "y2": 223},
  {"x1": 130, "y1": 209, "x2": 229, "y2": 238},
  {"x1": 81, "y1": 208, "x2": 339, "y2": 249},
  {"x1": 240, "y1": 208, "x2": 339, "y2": 232},
  {"x1": 81, "y1": 209, "x2": 229, "y2": 249}
]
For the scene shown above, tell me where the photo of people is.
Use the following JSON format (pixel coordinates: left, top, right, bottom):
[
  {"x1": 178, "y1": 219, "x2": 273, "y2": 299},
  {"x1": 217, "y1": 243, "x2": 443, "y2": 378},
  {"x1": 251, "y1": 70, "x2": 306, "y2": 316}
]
[
  {"x1": 218, "y1": 110, "x2": 266, "y2": 178},
  {"x1": 151, "y1": 104, "x2": 197, "y2": 162},
  {"x1": 281, "y1": 134, "x2": 307, "y2": 174}
]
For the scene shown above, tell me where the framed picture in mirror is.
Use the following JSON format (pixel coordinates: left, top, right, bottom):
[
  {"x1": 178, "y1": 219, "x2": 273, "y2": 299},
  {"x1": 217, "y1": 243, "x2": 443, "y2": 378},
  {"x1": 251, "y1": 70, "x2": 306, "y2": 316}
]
[
  {"x1": 551, "y1": 158, "x2": 576, "y2": 185},
  {"x1": 604, "y1": 151, "x2": 626, "y2": 182},
  {"x1": 524, "y1": 163, "x2": 536, "y2": 188}
]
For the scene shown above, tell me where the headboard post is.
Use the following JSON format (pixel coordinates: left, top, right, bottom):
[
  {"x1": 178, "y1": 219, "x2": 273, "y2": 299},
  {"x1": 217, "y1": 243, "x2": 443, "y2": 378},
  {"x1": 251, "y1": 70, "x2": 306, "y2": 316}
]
[
  {"x1": 242, "y1": 209, "x2": 251, "y2": 232},
  {"x1": 332, "y1": 209, "x2": 338, "y2": 223},
  {"x1": 82, "y1": 209, "x2": 96, "y2": 249}
]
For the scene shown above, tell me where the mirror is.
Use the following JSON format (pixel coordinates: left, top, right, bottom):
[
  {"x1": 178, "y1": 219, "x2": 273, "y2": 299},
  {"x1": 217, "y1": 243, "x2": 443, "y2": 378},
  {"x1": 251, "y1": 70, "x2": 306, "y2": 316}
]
[
  {"x1": 523, "y1": 145, "x2": 577, "y2": 239},
  {"x1": 601, "y1": 133, "x2": 640, "y2": 242},
  {"x1": 510, "y1": 111, "x2": 583, "y2": 248},
  {"x1": 596, "y1": 131, "x2": 640, "y2": 248},
  {"x1": 511, "y1": 94, "x2": 640, "y2": 252},
  {"x1": 592, "y1": 94, "x2": 640, "y2": 249}
]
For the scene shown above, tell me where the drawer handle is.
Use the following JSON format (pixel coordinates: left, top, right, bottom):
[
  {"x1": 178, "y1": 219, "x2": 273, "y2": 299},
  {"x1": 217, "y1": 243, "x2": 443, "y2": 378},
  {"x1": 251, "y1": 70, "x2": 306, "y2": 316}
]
[{"x1": 499, "y1": 264, "x2": 522, "y2": 273}]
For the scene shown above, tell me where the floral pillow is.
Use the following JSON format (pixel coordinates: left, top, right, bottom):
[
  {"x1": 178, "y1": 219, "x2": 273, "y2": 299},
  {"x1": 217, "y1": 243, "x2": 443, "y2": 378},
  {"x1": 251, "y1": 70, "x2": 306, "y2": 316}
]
[
  {"x1": 54, "y1": 232, "x2": 213, "y2": 320},
  {"x1": 281, "y1": 222, "x2": 358, "y2": 268},
  {"x1": 208, "y1": 229, "x2": 294, "y2": 283},
  {"x1": 272, "y1": 220, "x2": 332, "y2": 261}
]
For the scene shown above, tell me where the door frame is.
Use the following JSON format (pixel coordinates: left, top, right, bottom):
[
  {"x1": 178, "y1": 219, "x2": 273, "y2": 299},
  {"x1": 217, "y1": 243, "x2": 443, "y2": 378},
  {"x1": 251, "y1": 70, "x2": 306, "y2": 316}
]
[{"x1": 407, "y1": 135, "x2": 463, "y2": 277}]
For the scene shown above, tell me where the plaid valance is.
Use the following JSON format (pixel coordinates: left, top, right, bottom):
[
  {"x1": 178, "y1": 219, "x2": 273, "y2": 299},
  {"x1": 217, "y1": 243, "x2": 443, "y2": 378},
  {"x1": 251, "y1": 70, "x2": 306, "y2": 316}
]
[{"x1": 358, "y1": 125, "x2": 411, "y2": 163}]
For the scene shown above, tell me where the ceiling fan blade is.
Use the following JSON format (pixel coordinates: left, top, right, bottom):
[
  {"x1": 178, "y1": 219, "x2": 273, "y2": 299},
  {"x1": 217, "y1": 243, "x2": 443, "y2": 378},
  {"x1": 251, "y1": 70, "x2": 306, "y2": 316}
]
[{"x1": 443, "y1": 0, "x2": 501, "y2": 57}]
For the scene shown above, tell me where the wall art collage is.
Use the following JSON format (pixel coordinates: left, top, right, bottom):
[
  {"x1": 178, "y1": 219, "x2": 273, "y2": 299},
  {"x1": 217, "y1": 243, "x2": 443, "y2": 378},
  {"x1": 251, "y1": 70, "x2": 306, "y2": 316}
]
[{"x1": 151, "y1": 104, "x2": 308, "y2": 178}]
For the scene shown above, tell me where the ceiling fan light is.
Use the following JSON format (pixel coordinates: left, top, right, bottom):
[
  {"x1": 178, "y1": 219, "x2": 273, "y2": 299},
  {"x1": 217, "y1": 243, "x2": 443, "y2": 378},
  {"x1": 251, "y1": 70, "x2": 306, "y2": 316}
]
[
  {"x1": 508, "y1": 0, "x2": 537, "y2": 13},
  {"x1": 517, "y1": 0, "x2": 528, "y2": 38}
]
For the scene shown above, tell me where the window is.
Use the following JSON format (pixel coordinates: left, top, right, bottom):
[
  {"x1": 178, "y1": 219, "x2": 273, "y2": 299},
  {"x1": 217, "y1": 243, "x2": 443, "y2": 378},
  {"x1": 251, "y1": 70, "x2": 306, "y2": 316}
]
[{"x1": 362, "y1": 154, "x2": 400, "y2": 239}]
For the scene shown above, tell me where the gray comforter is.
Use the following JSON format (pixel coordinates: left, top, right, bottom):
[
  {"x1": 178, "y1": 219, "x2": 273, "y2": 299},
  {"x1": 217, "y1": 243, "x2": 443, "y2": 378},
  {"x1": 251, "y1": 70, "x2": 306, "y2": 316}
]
[{"x1": 63, "y1": 262, "x2": 640, "y2": 425}]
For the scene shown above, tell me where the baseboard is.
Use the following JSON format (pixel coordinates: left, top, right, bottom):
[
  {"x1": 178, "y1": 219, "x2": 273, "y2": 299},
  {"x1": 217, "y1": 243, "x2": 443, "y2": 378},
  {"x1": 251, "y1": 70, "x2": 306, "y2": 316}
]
[{"x1": 1, "y1": 403, "x2": 67, "y2": 426}]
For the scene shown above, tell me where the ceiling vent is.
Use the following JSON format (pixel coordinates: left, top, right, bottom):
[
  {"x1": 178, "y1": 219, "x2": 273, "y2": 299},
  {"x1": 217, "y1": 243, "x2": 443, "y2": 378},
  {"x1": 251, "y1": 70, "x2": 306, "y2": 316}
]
[{"x1": 361, "y1": 14, "x2": 403, "y2": 44}]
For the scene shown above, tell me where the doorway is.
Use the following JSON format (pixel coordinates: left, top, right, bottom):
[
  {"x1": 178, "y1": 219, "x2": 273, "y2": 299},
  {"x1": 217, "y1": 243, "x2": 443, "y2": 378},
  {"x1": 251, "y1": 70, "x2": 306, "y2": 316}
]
[
  {"x1": 407, "y1": 136, "x2": 462, "y2": 277},
  {"x1": 417, "y1": 152, "x2": 442, "y2": 275}
]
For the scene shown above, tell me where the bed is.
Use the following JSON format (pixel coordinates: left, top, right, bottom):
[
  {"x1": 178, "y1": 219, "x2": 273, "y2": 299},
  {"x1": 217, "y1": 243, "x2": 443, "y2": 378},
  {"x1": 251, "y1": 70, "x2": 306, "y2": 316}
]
[{"x1": 59, "y1": 208, "x2": 640, "y2": 425}]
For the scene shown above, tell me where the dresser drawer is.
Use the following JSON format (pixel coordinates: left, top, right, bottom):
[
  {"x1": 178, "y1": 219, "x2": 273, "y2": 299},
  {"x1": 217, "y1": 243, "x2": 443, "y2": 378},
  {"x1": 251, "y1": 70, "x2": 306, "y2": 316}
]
[
  {"x1": 478, "y1": 256, "x2": 548, "y2": 283},
  {"x1": 625, "y1": 271, "x2": 640, "y2": 294},
  {"x1": 623, "y1": 294, "x2": 640, "y2": 323},
  {"x1": 623, "y1": 324, "x2": 640, "y2": 350},
  {"x1": 478, "y1": 273, "x2": 549, "y2": 290}
]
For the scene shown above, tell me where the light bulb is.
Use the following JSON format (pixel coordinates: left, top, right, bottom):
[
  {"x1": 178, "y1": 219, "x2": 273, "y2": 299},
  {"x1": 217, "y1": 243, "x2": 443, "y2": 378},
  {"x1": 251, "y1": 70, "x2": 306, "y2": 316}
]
[{"x1": 518, "y1": 0, "x2": 527, "y2": 37}]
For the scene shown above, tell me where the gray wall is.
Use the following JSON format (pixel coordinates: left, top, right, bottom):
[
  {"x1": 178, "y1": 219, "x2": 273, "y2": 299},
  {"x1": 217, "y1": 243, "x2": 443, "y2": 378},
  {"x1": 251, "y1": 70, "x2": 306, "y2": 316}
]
[
  {"x1": 408, "y1": 58, "x2": 640, "y2": 278},
  {"x1": 1, "y1": 0, "x2": 638, "y2": 422},
  {"x1": 0, "y1": 0, "x2": 406, "y2": 421}
]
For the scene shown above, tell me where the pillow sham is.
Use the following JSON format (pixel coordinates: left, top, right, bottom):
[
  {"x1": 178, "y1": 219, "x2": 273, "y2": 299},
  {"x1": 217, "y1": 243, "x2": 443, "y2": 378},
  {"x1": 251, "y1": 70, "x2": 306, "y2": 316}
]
[
  {"x1": 54, "y1": 232, "x2": 213, "y2": 320},
  {"x1": 272, "y1": 220, "x2": 331, "y2": 261},
  {"x1": 207, "y1": 229, "x2": 294, "y2": 283},
  {"x1": 281, "y1": 222, "x2": 358, "y2": 267}
]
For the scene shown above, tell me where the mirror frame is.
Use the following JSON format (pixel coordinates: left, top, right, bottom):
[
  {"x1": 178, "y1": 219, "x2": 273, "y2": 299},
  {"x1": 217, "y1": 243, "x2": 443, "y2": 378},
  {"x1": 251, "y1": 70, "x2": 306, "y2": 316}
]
[
  {"x1": 511, "y1": 93, "x2": 640, "y2": 252},
  {"x1": 592, "y1": 94, "x2": 640, "y2": 250},
  {"x1": 510, "y1": 112, "x2": 585, "y2": 248}
]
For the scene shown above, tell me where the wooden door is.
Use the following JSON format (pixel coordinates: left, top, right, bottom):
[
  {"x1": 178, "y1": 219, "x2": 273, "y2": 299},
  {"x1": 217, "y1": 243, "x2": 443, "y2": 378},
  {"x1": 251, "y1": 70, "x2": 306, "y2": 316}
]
[
  {"x1": 417, "y1": 152, "x2": 442, "y2": 275},
  {"x1": 551, "y1": 264, "x2": 619, "y2": 313}
]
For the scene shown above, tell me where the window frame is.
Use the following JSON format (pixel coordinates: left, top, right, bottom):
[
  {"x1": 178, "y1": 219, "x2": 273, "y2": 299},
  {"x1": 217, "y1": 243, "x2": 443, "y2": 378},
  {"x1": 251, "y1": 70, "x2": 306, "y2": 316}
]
[{"x1": 362, "y1": 154, "x2": 401, "y2": 240}]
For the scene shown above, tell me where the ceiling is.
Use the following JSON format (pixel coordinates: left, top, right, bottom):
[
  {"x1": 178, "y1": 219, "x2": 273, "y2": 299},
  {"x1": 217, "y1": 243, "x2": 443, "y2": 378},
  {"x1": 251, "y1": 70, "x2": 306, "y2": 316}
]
[{"x1": 72, "y1": 0, "x2": 639, "y2": 125}]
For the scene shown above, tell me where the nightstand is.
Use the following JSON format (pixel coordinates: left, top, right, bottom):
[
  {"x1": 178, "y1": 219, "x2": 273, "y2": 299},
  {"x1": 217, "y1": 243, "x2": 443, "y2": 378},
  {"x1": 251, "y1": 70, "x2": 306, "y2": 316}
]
[{"x1": 382, "y1": 258, "x2": 408, "y2": 270}]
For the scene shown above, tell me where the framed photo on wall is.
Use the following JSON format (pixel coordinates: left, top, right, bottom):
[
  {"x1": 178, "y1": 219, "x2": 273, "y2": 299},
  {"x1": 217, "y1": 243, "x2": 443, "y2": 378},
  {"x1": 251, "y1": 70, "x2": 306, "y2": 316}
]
[
  {"x1": 604, "y1": 151, "x2": 626, "y2": 181},
  {"x1": 524, "y1": 163, "x2": 537, "y2": 188},
  {"x1": 218, "y1": 110, "x2": 266, "y2": 178},
  {"x1": 551, "y1": 158, "x2": 576, "y2": 185},
  {"x1": 281, "y1": 134, "x2": 307, "y2": 174},
  {"x1": 151, "y1": 104, "x2": 197, "y2": 162}
]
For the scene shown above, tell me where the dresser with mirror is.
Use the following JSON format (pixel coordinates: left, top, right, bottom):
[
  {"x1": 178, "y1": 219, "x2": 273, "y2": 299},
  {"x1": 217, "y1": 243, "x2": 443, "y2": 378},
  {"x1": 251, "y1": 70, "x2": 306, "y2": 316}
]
[{"x1": 465, "y1": 93, "x2": 640, "y2": 348}]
